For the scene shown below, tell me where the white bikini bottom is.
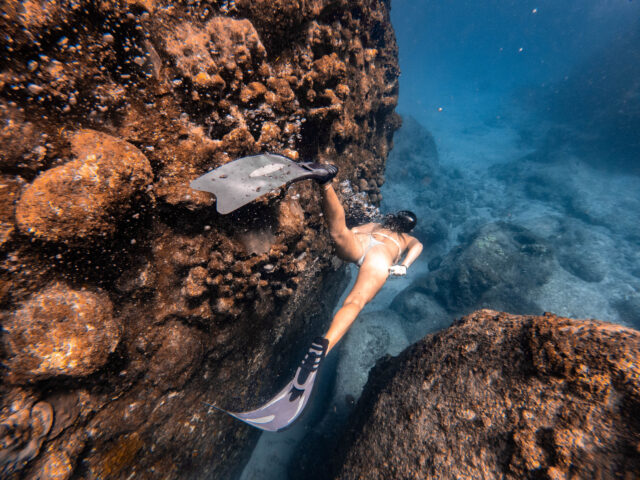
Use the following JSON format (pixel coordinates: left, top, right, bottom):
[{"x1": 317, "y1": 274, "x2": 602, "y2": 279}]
[{"x1": 356, "y1": 232, "x2": 402, "y2": 267}]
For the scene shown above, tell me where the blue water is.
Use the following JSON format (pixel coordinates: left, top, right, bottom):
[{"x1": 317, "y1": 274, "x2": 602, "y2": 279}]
[
  {"x1": 394, "y1": 0, "x2": 640, "y2": 127},
  {"x1": 384, "y1": 0, "x2": 640, "y2": 325},
  {"x1": 242, "y1": 2, "x2": 640, "y2": 477}
]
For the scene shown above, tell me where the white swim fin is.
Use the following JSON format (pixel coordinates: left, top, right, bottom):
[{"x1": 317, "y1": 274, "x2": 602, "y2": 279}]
[
  {"x1": 209, "y1": 337, "x2": 329, "y2": 432},
  {"x1": 190, "y1": 153, "x2": 337, "y2": 214}
]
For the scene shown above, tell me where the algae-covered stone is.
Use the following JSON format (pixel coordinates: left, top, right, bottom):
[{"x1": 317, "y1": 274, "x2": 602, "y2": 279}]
[
  {"x1": 16, "y1": 129, "x2": 152, "y2": 244},
  {"x1": 0, "y1": 104, "x2": 49, "y2": 172},
  {"x1": 3, "y1": 283, "x2": 121, "y2": 383},
  {"x1": 0, "y1": 390, "x2": 54, "y2": 477},
  {"x1": 421, "y1": 222, "x2": 554, "y2": 314},
  {"x1": 329, "y1": 311, "x2": 640, "y2": 480}
]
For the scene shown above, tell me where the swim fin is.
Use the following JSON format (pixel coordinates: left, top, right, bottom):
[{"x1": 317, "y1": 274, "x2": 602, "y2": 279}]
[
  {"x1": 212, "y1": 337, "x2": 329, "y2": 432},
  {"x1": 190, "y1": 153, "x2": 337, "y2": 214}
]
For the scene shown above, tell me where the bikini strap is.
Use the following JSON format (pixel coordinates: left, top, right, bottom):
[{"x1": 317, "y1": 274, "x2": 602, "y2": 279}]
[
  {"x1": 371, "y1": 232, "x2": 402, "y2": 262},
  {"x1": 355, "y1": 232, "x2": 375, "y2": 267}
]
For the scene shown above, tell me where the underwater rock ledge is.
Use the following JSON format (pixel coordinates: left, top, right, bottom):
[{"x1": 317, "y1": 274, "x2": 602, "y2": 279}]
[
  {"x1": 0, "y1": 0, "x2": 399, "y2": 478},
  {"x1": 324, "y1": 310, "x2": 640, "y2": 480}
]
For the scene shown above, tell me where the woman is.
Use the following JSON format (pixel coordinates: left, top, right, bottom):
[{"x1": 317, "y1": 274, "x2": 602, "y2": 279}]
[
  {"x1": 319, "y1": 178, "x2": 423, "y2": 352},
  {"x1": 223, "y1": 164, "x2": 423, "y2": 432}
]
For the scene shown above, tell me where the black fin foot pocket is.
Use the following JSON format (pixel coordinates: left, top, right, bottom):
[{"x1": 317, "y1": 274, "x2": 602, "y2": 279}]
[{"x1": 298, "y1": 163, "x2": 338, "y2": 184}]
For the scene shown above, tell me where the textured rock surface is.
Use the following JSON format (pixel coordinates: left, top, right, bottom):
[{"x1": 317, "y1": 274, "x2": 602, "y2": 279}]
[
  {"x1": 0, "y1": 0, "x2": 399, "y2": 478},
  {"x1": 3, "y1": 282, "x2": 120, "y2": 383},
  {"x1": 410, "y1": 222, "x2": 554, "y2": 315},
  {"x1": 329, "y1": 310, "x2": 640, "y2": 480},
  {"x1": 390, "y1": 290, "x2": 450, "y2": 342},
  {"x1": 0, "y1": 391, "x2": 54, "y2": 477},
  {"x1": 16, "y1": 129, "x2": 153, "y2": 244},
  {"x1": 490, "y1": 153, "x2": 640, "y2": 243}
]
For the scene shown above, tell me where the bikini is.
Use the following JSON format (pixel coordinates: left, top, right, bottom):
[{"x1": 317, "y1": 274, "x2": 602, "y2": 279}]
[{"x1": 356, "y1": 231, "x2": 403, "y2": 267}]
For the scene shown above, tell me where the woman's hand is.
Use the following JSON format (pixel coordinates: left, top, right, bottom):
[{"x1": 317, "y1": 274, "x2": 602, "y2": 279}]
[{"x1": 388, "y1": 265, "x2": 407, "y2": 276}]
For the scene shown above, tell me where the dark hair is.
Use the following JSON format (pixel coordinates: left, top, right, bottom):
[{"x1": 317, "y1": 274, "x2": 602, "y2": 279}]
[{"x1": 382, "y1": 210, "x2": 417, "y2": 233}]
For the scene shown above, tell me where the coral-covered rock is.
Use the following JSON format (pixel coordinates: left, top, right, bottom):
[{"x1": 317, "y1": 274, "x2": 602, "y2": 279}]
[
  {"x1": 0, "y1": 390, "x2": 54, "y2": 477},
  {"x1": 0, "y1": 175, "x2": 24, "y2": 248},
  {"x1": 146, "y1": 320, "x2": 203, "y2": 390},
  {"x1": 235, "y1": 0, "x2": 323, "y2": 46},
  {"x1": 0, "y1": 0, "x2": 399, "y2": 477},
  {"x1": 16, "y1": 129, "x2": 152, "y2": 244},
  {"x1": 2, "y1": 283, "x2": 120, "y2": 382},
  {"x1": 34, "y1": 450, "x2": 73, "y2": 480},
  {"x1": 162, "y1": 16, "x2": 266, "y2": 95},
  {"x1": 328, "y1": 310, "x2": 640, "y2": 480},
  {"x1": 0, "y1": 104, "x2": 50, "y2": 172}
]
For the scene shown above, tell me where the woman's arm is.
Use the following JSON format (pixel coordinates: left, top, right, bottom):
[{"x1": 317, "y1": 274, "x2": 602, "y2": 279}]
[{"x1": 400, "y1": 237, "x2": 423, "y2": 269}]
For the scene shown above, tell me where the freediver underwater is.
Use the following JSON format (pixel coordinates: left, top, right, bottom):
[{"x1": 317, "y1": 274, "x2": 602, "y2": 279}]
[{"x1": 191, "y1": 154, "x2": 423, "y2": 431}]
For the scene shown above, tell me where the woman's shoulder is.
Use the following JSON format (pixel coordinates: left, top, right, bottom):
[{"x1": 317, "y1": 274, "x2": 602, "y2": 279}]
[{"x1": 400, "y1": 232, "x2": 421, "y2": 246}]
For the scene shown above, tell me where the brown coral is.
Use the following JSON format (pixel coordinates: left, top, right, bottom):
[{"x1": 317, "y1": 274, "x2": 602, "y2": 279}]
[
  {"x1": 0, "y1": 175, "x2": 24, "y2": 247},
  {"x1": 0, "y1": 390, "x2": 54, "y2": 477},
  {"x1": 16, "y1": 129, "x2": 152, "y2": 244},
  {"x1": 162, "y1": 16, "x2": 267, "y2": 96},
  {"x1": 0, "y1": 104, "x2": 49, "y2": 172},
  {"x1": 2, "y1": 282, "x2": 121, "y2": 383}
]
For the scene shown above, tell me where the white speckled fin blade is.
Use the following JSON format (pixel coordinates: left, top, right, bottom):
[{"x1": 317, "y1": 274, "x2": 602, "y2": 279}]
[
  {"x1": 208, "y1": 366, "x2": 319, "y2": 432},
  {"x1": 190, "y1": 153, "x2": 310, "y2": 214},
  {"x1": 206, "y1": 338, "x2": 327, "y2": 431}
]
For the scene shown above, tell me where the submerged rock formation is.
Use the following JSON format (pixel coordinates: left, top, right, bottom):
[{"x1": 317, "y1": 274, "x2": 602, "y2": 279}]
[
  {"x1": 328, "y1": 310, "x2": 640, "y2": 480},
  {"x1": 394, "y1": 222, "x2": 555, "y2": 318},
  {"x1": 16, "y1": 129, "x2": 153, "y2": 244},
  {"x1": 0, "y1": 0, "x2": 399, "y2": 478}
]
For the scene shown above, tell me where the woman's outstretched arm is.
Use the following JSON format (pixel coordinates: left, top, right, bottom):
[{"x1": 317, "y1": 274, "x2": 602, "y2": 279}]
[{"x1": 400, "y1": 237, "x2": 423, "y2": 268}]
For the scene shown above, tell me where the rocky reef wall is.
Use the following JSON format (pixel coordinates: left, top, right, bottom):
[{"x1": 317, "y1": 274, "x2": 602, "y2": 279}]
[
  {"x1": 0, "y1": 0, "x2": 399, "y2": 478},
  {"x1": 325, "y1": 310, "x2": 640, "y2": 480}
]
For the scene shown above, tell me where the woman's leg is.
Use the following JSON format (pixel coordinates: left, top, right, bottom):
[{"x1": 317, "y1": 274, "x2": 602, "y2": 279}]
[
  {"x1": 321, "y1": 184, "x2": 362, "y2": 262},
  {"x1": 324, "y1": 257, "x2": 389, "y2": 352}
]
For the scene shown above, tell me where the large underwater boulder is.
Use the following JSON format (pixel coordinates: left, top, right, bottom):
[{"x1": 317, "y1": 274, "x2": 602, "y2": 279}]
[
  {"x1": 16, "y1": 129, "x2": 153, "y2": 245},
  {"x1": 328, "y1": 310, "x2": 640, "y2": 480},
  {"x1": 2, "y1": 282, "x2": 120, "y2": 383},
  {"x1": 404, "y1": 222, "x2": 554, "y2": 316},
  {"x1": 0, "y1": 0, "x2": 400, "y2": 478}
]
